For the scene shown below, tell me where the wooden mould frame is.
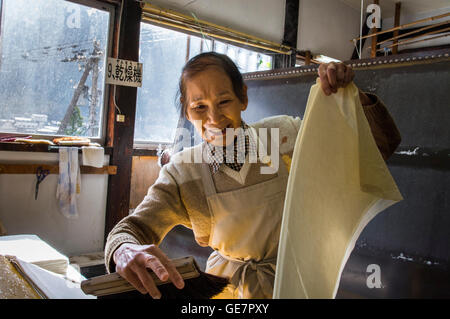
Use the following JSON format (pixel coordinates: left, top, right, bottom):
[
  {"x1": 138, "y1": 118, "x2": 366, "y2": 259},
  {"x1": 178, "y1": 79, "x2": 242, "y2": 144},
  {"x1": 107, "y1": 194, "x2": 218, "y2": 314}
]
[
  {"x1": 242, "y1": 48, "x2": 450, "y2": 81},
  {"x1": 241, "y1": 48, "x2": 450, "y2": 172}
]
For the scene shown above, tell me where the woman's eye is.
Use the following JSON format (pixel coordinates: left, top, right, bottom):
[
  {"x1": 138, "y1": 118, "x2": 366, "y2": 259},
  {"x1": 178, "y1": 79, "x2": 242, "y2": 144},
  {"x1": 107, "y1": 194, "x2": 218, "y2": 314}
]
[
  {"x1": 194, "y1": 105, "x2": 206, "y2": 111},
  {"x1": 219, "y1": 100, "x2": 231, "y2": 105}
]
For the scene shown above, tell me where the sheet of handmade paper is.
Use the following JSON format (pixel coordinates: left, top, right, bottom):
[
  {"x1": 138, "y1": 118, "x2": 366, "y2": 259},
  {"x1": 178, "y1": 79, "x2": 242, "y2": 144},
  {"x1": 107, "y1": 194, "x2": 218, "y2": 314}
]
[{"x1": 273, "y1": 80, "x2": 403, "y2": 299}]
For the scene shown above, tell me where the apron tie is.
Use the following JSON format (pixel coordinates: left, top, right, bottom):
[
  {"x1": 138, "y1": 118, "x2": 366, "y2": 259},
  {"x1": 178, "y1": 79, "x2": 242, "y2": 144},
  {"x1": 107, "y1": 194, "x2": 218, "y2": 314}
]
[{"x1": 220, "y1": 253, "x2": 276, "y2": 299}]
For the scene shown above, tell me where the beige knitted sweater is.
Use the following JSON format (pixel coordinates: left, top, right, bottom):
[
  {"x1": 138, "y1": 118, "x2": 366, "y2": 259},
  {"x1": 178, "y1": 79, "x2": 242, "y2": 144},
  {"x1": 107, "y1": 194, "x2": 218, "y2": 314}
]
[{"x1": 105, "y1": 95, "x2": 401, "y2": 272}]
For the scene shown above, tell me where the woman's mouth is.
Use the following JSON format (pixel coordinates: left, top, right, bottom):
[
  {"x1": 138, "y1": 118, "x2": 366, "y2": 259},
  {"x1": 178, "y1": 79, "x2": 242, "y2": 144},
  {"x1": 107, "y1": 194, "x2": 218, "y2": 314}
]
[{"x1": 207, "y1": 124, "x2": 232, "y2": 137}]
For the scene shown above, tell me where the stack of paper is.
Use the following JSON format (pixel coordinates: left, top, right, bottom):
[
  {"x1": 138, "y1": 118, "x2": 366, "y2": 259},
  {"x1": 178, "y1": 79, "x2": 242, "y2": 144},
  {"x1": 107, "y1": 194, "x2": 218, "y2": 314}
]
[
  {"x1": 0, "y1": 255, "x2": 95, "y2": 299},
  {"x1": 0, "y1": 255, "x2": 42, "y2": 299},
  {"x1": 0, "y1": 234, "x2": 69, "y2": 276}
]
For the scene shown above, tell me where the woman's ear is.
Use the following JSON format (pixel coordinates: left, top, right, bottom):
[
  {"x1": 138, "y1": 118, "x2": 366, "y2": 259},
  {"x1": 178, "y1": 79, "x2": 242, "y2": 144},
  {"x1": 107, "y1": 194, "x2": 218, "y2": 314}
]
[{"x1": 242, "y1": 84, "x2": 248, "y2": 111}]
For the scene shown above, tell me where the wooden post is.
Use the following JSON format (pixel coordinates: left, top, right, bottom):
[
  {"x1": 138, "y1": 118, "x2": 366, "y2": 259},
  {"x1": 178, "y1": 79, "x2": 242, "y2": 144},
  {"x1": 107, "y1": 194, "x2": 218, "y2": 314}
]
[
  {"x1": 104, "y1": 0, "x2": 141, "y2": 243},
  {"x1": 185, "y1": 35, "x2": 190, "y2": 62},
  {"x1": 0, "y1": 0, "x2": 4, "y2": 70},
  {"x1": 305, "y1": 50, "x2": 311, "y2": 66},
  {"x1": 283, "y1": 0, "x2": 299, "y2": 67},
  {"x1": 274, "y1": 0, "x2": 299, "y2": 69},
  {"x1": 393, "y1": 2, "x2": 402, "y2": 54},
  {"x1": 371, "y1": 0, "x2": 380, "y2": 58},
  {"x1": 57, "y1": 58, "x2": 93, "y2": 135}
]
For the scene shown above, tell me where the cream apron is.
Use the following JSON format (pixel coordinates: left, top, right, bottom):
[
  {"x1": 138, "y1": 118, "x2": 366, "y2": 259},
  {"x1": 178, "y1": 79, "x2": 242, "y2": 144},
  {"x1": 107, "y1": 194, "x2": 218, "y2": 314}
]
[{"x1": 201, "y1": 145, "x2": 289, "y2": 299}]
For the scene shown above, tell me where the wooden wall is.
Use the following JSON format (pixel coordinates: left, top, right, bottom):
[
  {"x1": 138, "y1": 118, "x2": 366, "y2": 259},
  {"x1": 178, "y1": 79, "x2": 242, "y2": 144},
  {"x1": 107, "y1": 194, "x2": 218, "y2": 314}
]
[{"x1": 130, "y1": 156, "x2": 160, "y2": 210}]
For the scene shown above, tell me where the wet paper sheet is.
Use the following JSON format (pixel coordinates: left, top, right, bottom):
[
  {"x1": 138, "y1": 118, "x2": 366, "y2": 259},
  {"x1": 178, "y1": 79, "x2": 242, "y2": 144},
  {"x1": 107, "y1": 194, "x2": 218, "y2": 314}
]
[{"x1": 273, "y1": 80, "x2": 403, "y2": 299}]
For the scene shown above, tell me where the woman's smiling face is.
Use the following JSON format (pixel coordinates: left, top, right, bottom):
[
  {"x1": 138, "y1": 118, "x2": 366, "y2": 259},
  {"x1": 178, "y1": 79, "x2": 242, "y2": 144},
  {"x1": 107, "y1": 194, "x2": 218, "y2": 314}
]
[{"x1": 184, "y1": 66, "x2": 248, "y2": 146}]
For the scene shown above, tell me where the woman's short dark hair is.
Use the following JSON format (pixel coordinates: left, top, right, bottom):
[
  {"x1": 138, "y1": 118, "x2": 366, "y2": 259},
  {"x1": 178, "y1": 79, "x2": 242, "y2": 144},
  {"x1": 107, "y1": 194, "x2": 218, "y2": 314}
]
[{"x1": 176, "y1": 52, "x2": 245, "y2": 118}]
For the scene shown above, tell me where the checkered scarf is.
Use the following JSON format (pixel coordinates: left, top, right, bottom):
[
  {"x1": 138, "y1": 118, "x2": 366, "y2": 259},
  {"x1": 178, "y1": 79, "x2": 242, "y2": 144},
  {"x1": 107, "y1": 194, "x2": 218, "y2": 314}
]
[{"x1": 204, "y1": 121, "x2": 257, "y2": 174}]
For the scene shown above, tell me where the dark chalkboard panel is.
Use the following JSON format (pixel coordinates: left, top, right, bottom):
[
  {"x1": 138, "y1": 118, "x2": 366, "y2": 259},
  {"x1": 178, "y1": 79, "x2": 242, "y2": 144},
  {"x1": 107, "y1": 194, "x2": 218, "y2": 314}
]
[
  {"x1": 244, "y1": 60, "x2": 450, "y2": 149},
  {"x1": 244, "y1": 73, "x2": 316, "y2": 121},
  {"x1": 244, "y1": 55, "x2": 450, "y2": 298}
]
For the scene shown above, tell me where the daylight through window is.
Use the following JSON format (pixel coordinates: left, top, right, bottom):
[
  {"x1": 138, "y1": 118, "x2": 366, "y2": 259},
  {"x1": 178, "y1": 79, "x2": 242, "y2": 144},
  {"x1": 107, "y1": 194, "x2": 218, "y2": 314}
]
[
  {"x1": 0, "y1": 0, "x2": 112, "y2": 139},
  {"x1": 135, "y1": 22, "x2": 273, "y2": 145}
]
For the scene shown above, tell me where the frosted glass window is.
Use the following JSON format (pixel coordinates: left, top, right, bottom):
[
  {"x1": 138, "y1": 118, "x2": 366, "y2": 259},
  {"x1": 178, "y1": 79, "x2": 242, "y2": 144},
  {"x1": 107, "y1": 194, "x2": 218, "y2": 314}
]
[
  {"x1": 0, "y1": 0, "x2": 111, "y2": 138},
  {"x1": 135, "y1": 23, "x2": 188, "y2": 144},
  {"x1": 135, "y1": 23, "x2": 273, "y2": 144}
]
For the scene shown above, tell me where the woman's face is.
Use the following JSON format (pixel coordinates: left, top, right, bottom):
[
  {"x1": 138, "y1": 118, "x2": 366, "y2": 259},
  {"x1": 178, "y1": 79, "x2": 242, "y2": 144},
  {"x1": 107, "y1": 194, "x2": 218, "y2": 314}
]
[{"x1": 184, "y1": 66, "x2": 248, "y2": 146}]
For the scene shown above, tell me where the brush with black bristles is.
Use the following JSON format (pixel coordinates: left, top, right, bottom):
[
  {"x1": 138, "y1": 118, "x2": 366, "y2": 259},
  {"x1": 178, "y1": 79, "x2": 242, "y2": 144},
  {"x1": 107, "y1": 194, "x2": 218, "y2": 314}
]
[{"x1": 80, "y1": 256, "x2": 229, "y2": 299}]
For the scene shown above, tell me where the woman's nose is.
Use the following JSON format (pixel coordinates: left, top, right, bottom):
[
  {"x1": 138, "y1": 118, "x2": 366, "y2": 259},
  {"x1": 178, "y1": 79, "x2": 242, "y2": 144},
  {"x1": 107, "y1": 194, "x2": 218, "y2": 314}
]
[{"x1": 207, "y1": 107, "x2": 223, "y2": 124}]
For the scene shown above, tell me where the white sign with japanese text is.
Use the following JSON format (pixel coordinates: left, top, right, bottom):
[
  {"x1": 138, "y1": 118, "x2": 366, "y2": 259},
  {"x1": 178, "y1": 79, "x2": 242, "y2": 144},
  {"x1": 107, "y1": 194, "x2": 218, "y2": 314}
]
[{"x1": 105, "y1": 57, "x2": 143, "y2": 87}]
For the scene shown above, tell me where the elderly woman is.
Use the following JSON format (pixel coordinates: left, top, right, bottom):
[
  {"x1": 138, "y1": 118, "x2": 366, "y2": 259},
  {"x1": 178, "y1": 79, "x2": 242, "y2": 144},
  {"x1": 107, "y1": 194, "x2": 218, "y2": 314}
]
[{"x1": 105, "y1": 52, "x2": 401, "y2": 299}]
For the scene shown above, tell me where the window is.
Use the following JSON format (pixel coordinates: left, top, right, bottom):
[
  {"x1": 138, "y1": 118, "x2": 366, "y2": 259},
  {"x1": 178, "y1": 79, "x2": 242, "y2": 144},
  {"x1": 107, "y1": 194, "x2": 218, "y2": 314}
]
[
  {"x1": 134, "y1": 22, "x2": 274, "y2": 146},
  {"x1": 0, "y1": 0, "x2": 113, "y2": 140}
]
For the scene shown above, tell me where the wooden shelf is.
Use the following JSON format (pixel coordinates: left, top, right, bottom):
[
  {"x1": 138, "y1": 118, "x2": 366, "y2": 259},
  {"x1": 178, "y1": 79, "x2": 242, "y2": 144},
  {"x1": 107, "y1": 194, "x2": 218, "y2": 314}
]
[
  {"x1": 0, "y1": 142, "x2": 159, "y2": 157},
  {"x1": 0, "y1": 164, "x2": 117, "y2": 175},
  {"x1": 0, "y1": 142, "x2": 113, "y2": 155}
]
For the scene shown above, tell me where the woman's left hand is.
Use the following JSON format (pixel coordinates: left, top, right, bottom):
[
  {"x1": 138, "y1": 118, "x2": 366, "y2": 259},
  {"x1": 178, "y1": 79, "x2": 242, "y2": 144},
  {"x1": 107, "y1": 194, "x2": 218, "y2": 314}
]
[{"x1": 317, "y1": 62, "x2": 355, "y2": 96}]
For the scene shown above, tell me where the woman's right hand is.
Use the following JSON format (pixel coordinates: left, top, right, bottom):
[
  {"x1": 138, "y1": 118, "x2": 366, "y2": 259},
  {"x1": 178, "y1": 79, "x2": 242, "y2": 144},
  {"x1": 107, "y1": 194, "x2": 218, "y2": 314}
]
[{"x1": 113, "y1": 243, "x2": 185, "y2": 299}]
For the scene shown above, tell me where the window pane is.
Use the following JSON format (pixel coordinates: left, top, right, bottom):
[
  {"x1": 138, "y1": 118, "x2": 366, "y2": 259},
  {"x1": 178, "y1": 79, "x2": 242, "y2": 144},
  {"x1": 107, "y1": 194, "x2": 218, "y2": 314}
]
[
  {"x1": 209, "y1": 40, "x2": 273, "y2": 73},
  {"x1": 214, "y1": 41, "x2": 227, "y2": 55},
  {"x1": 189, "y1": 36, "x2": 212, "y2": 59},
  {"x1": 0, "y1": 0, "x2": 110, "y2": 138},
  {"x1": 135, "y1": 23, "x2": 188, "y2": 143},
  {"x1": 135, "y1": 23, "x2": 273, "y2": 144}
]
